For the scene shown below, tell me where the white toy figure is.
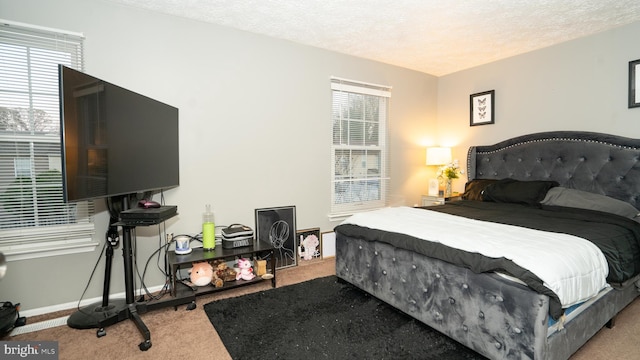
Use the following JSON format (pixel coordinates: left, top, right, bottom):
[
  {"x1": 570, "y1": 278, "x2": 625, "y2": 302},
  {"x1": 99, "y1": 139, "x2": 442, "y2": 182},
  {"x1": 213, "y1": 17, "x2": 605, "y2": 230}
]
[
  {"x1": 236, "y1": 258, "x2": 255, "y2": 281},
  {"x1": 298, "y1": 234, "x2": 319, "y2": 260}
]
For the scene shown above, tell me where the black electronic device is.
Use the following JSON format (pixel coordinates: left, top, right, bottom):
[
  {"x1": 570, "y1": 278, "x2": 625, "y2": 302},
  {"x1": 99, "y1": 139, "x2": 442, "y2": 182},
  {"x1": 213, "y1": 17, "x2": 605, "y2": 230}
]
[
  {"x1": 119, "y1": 205, "x2": 178, "y2": 225},
  {"x1": 58, "y1": 65, "x2": 179, "y2": 203}
]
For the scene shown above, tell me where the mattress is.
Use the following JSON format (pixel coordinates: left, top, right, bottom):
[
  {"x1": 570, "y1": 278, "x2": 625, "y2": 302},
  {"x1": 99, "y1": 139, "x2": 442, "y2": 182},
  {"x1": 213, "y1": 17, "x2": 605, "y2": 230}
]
[
  {"x1": 336, "y1": 202, "x2": 640, "y2": 319},
  {"x1": 431, "y1": 201, "x2": 640, "y2": 284}
]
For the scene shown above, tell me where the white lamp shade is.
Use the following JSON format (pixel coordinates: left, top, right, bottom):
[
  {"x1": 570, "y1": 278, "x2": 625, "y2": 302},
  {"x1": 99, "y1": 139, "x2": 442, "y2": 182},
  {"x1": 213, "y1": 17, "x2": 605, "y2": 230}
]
[{"x1": 426, "y1": 147, "x2": 452, "y2": 165}]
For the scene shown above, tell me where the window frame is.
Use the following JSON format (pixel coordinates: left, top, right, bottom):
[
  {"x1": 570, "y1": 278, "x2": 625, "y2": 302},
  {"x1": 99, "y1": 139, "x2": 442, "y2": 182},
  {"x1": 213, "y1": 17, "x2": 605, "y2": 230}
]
[
  {"x1": 330, "y1": 77, "x2": 391, "y2": 219},
  {"x1": 0, "y1": 19, "x2": 97, "y2": 261}
]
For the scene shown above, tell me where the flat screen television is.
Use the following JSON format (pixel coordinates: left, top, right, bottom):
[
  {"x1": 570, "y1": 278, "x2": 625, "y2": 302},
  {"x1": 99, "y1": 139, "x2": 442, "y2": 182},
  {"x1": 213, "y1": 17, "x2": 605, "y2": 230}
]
[{"x1": 58, "y1": 65, "x2": 179, "y2": 203}]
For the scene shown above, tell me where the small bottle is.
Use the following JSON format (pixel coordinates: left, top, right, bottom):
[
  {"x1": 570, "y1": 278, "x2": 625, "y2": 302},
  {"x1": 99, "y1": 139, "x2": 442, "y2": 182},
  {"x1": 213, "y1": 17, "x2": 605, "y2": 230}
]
[{"x1": 202, "y1": 204, "x2": 215, "y2": 250}]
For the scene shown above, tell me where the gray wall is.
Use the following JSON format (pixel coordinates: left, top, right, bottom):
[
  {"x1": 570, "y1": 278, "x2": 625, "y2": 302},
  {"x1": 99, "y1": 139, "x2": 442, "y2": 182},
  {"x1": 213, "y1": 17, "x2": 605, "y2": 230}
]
[
  {"x1": 437, "y1": 21, "x2": 640, "y2": 193},
  {"x1": 0, "y1": 0, "x2": 437, "y2": 312}
]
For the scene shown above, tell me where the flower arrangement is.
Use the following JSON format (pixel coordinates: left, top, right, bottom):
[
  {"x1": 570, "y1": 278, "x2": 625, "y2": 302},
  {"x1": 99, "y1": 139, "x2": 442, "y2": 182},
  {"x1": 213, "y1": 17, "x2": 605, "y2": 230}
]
[{"x1": 438, "y1": 159, "x2": 463, "y2": 179}]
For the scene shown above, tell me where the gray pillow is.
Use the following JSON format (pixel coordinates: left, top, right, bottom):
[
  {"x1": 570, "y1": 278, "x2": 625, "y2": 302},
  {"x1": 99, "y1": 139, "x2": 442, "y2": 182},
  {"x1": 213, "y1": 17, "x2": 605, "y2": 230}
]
[{"x1": 541, "y1": 187, "x2": 640, "y2": 219}]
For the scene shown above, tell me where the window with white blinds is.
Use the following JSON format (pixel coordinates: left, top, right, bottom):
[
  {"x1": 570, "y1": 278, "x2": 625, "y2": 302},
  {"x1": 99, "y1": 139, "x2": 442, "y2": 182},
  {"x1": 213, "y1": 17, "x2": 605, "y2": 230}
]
[
  {"x1": 330, "y1": 77, "x2": 391, "y2": 217},
  {"x1": 0, "y1": 20, "x2": 96, "y2": 260}
]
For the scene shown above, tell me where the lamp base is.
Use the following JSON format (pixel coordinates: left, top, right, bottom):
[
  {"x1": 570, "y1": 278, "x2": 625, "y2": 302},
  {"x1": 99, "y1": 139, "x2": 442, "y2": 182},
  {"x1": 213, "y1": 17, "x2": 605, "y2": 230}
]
[{"x1": 427, "y1": 179, "x2": 439, "y2": 196}]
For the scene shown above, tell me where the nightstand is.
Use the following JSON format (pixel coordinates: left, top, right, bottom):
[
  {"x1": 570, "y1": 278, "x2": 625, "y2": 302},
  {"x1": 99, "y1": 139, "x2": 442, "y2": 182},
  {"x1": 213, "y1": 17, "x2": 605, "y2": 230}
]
[
  {"x1": 421, "y1": 194, "x2": 462, "y2": 206},
  {"x1": 421, "y1": 195, "x2": 445, "y2": 206}
]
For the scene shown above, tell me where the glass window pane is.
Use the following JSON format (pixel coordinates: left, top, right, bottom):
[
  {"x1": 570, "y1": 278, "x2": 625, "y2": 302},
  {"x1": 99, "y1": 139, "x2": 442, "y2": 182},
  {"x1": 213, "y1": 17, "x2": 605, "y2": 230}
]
[
  {"x1": 330, "y1": 79, "x2": 389, "y2": 212},
  {"x1": 348, "y1": 93, "x2": 363, "y2": 120},
  {"x1": 365, "y1": 150, "x2": 380, "y2": 177},
  {"x1": 365, "y1": 122, "x2": 378, "y2": 146},
  {"x1": 351, "y1": 150, "x2": 366, "y2": 177},
  {"x1": 334, "y1": 149, "x2": 350, "y2": 178},
  {"x1": 364, "y1": 95, "x2": 379, "y2": 122},
  {"x1": 348, "y1": 120, "x2": 364, "y2": 146}
]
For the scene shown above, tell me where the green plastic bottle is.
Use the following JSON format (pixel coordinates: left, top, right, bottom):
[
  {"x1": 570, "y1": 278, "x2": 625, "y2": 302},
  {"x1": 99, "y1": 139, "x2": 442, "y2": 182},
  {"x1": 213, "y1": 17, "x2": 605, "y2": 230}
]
[{"x1": 202, "y1": 204, "x2": 215, "y2": 250}]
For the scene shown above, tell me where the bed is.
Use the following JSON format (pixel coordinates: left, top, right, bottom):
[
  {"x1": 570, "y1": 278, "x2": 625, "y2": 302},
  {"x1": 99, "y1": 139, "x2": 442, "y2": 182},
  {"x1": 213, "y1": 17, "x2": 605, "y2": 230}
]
[{"x1": 334, "y1": 131, "x2": 640, "y2": 360}]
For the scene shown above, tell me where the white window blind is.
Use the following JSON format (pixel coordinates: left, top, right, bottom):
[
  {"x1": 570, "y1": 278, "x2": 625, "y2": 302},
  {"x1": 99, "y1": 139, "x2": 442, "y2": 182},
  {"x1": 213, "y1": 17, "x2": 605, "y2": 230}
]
[
  {"x1": 330, "y1": 77, "x2": 391, "y2": 217},
  {"x1": 0, "y1": 20, "x2": 96, "y2": 260}
]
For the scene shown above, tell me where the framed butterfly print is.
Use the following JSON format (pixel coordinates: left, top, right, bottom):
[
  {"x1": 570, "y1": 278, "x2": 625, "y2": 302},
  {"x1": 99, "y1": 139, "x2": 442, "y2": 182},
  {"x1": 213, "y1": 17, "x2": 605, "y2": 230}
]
[{"x1": 470, "y1": 90, "x2": 495, "y2": 126}]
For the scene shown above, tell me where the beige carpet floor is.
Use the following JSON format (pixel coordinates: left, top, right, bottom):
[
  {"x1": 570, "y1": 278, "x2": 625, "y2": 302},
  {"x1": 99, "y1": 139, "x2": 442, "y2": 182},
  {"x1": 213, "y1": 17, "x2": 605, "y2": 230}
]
[{"x1": 8, "y1": 258, "x2": 640, "y2": 359}]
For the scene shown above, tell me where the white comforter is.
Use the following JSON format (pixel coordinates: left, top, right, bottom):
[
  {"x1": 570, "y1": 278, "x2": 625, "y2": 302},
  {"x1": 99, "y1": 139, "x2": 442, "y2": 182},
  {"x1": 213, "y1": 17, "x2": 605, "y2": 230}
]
[{"x1": 342, "y1": 206, "x2": 609, "y2": 308}]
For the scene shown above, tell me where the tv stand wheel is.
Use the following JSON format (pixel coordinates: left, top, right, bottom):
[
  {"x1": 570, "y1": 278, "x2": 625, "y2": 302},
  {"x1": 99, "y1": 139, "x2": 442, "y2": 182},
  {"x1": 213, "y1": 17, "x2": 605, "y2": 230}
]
[
  {"x1": 97, "y1": 328, "x2": 106, "y2": 338},
  {"x1": 186, "y1": 301, "x2": 196, "y2": 311},
  {"x1": 139, "y1": 340, "x2": 152, "y2": 351}
]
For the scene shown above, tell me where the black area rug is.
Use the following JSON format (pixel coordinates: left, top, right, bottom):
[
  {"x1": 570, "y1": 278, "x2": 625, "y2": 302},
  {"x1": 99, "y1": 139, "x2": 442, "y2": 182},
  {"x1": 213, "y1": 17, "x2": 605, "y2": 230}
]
[{"x1": 204, "y1": 276, "x2": 486, "y2": 360}]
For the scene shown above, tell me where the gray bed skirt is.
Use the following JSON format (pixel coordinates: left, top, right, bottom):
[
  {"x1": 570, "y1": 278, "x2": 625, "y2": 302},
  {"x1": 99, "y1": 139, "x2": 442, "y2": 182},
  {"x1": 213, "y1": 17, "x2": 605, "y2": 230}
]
[{"x1": 335, "y1": 233, "x2": 640, "y2": 360}]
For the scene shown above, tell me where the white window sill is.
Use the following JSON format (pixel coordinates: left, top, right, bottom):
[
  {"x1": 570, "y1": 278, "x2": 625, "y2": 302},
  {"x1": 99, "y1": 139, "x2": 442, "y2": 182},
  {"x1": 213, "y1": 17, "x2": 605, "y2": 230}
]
[
  {"x1": 328, "y1": 207, "x2": 384, "y2": 222},
  {"x1": 1, "y1": 239, "x2": 100, "y2": 261},
  {"x1": 328, "y1": 212, "x2": 353, "y2": 222}
]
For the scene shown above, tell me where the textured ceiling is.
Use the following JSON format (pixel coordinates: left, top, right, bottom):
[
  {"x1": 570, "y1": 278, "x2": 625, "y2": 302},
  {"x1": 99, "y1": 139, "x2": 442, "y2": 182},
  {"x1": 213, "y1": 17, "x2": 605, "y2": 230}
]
[{"x1": 105, "y1": 0, "x2": 640, "y2": 76}]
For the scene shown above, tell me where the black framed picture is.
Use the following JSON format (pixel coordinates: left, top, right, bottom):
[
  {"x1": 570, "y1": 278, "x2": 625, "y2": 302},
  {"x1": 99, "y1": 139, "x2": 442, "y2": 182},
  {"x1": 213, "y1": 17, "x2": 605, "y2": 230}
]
[
  {"x1": 629, "y1": 59, "x2": 640, "y2": 108},
  {"x1": 470, "y1": 90, "x2": 495, "y2": 126},
  {"x1": 255, "y1": 205, "x2": 297, "y2": 269}
]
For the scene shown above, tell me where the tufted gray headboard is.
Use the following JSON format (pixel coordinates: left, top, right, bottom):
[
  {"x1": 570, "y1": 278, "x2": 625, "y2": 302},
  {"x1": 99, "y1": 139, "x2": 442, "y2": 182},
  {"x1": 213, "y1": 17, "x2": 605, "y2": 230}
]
[{"x1": 467, "y1": 131, "x2": 640, "y2": 209}]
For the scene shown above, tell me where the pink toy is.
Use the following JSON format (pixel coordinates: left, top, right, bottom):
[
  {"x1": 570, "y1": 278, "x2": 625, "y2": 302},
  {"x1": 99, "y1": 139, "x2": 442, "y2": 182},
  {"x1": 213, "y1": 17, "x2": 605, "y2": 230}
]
[
  {"x1": 190, "y1": 262, "x2": 213, "y2": 286},
  {"x1": 235, "y1": 258, "x2": 255, "y2": 281}
]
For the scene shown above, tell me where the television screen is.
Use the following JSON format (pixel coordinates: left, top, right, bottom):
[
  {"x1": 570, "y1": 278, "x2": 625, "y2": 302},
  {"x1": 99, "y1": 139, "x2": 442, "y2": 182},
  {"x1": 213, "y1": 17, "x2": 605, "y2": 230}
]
[{"x1": 59, "y1": 65, "x2": 179, "y2": 202}]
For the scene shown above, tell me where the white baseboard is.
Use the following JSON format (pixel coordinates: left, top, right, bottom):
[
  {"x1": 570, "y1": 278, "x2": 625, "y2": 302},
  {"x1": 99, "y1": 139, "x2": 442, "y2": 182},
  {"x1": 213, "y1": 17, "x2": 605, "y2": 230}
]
[{"x1": 20, "y1": 284, "x2": 166, "y2": 318}]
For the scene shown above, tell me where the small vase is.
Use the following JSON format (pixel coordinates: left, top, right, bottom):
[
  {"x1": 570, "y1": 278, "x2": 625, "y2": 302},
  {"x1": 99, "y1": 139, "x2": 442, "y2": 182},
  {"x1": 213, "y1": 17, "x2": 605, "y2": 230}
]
[{"x1": 445, "y1": 178, "x2": 453, "y2": 197}]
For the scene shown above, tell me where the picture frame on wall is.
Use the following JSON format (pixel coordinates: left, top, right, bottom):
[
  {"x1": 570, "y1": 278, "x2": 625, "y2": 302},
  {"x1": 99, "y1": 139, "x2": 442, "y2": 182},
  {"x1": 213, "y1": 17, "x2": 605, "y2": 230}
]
[
  {"x1": 470, "y1": 90, "x2": 495, "y2": 126},
  {"x1": 255, "y1": 206, "x2": 297, "y2": 269},
  {"x1": 296, "y1": 227, "x2": 322, "y2": 264},
  {"x1": 629, "y1": 59, "x2": 640, "y2": 108}
]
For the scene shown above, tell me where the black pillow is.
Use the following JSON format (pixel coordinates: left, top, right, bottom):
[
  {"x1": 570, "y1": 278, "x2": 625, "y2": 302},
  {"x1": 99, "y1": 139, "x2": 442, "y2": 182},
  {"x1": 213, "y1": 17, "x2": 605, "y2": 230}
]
[
  {"x1": 462, "y1": 179, "x2": 499, "y2": 201},
  {"x1": 481, "y1": 178, "x2": 559, "y2": 205}
]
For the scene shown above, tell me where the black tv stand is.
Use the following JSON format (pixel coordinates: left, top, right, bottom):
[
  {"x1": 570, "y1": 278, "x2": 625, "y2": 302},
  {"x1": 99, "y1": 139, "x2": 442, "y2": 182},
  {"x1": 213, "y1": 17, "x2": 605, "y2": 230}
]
[
  {"x1": 67, "y1": 205, "x2": 176, "y2": 351},
  {"x1": 114, "y1": 224, "x2": 153, "y2": 350}
]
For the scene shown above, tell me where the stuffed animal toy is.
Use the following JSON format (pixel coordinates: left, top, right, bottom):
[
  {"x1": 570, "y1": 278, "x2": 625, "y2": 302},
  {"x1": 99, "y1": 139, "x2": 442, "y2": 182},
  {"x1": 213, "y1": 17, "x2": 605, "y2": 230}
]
[
  {"x1": 235, "y1": 258, "x2": 255, "y2": 281},
  {"x1": 189, "y1": 262, "x2": 214, "y2": 287},
  {"x1": 211, "y1": 267, "x2": 224, "y2": 288},
  {"x1": 208, "y1": 260, "x2": 236, "y2": 287},
  {"x1": 214, "y1": 260, "x2": 237, "y2": 282},
  {"x1": 298, "y1": 234, "x2": 320, "y2": 260}
]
